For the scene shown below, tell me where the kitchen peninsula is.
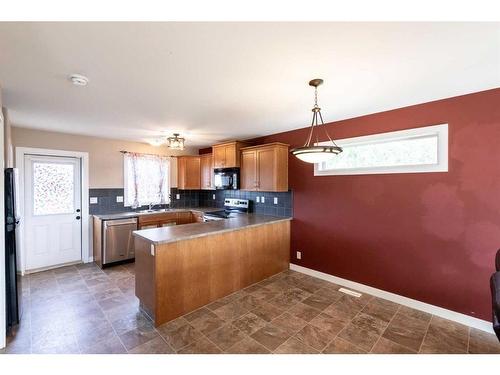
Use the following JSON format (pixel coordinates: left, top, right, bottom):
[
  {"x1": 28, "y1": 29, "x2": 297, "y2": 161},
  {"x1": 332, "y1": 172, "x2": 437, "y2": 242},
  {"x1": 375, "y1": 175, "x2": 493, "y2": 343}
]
[{"x1": 133, "y1": 214, "x2": 291, "y2": 326}]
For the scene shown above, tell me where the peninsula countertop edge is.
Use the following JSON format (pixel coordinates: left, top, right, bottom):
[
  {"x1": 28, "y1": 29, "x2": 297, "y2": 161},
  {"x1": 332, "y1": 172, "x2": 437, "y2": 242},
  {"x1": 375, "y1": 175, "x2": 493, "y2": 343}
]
[{"x1": 132, "y1": 214, "x2": 292, "y2": 245}]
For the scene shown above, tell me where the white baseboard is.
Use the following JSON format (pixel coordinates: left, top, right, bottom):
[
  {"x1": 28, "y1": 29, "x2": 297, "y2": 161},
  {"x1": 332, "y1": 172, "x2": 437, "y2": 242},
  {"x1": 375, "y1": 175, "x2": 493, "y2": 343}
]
[{"x1": 290, "y1": 263, "x2": 494, "y2": 334}]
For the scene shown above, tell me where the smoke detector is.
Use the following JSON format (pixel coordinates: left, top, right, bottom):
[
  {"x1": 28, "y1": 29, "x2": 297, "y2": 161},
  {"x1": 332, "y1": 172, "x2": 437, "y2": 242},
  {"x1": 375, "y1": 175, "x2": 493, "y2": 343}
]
[{"x1": 69, "y1": 74, "x2": 89, "y2": 86}]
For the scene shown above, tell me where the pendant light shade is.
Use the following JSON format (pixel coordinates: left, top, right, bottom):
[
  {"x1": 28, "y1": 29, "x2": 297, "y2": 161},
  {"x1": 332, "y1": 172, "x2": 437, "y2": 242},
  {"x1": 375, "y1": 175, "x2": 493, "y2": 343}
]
[
  {"x1": 291, "y1": 79, "x2": 342, "y2": 163},
  {"x1": 291, "y1": 145, "x2": 342, "y2": 163}
]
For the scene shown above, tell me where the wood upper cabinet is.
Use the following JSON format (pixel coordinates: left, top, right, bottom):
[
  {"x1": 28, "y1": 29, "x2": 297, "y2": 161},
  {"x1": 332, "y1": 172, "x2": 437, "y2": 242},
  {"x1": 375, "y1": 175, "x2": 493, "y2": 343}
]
[
  {"x1": 177, "y1": 156, "x2": 201, "y2": 190},
  {"x1": 212, "y1": 141, "x2": 249, "y2": 168},
  {"x1": 240, "y1": 143, "x2": 289, "y2": 192},
  {"x1": 200, "y1": 153, "x2": 214, "y2": 190},
  {"x1": 241, "y1": 150, "x2": 257, "y2": 191}
]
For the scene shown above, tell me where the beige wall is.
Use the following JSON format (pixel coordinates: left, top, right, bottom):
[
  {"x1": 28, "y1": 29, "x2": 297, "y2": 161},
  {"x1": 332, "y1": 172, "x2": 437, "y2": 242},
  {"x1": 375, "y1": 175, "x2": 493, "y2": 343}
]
[{"x1": 11, "y1": 127, "x2": 197, "y2": 188}]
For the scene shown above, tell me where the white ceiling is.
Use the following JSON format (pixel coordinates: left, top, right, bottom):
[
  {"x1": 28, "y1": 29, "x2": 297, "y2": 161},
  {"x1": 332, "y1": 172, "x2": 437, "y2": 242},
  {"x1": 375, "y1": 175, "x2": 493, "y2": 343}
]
[{"x1": 0, "y1": 22, "x2": 499, "y2": 147}]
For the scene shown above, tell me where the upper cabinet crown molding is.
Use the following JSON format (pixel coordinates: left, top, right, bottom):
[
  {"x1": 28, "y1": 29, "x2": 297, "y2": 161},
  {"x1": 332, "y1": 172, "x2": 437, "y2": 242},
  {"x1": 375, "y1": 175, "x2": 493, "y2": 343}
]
[
  {"x1": 212, "y1": 141, "x2": 250, "y2": 169},
  {"x1": 240, "y1": 142, "x2": 289, "y2": 192}
]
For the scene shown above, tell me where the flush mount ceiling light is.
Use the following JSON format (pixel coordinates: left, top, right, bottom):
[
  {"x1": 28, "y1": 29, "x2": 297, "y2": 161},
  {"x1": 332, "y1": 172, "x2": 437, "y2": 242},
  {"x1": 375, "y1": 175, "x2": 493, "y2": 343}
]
[
  {"x1": 291, "y1": 79, "x2": 342, "y2": 163},
  {"x1": 69, "y1": 74, "x2": 89, "y2": 86},
  {"x1": 167, "y1": 133, "x2": 185, "y2": 150}
]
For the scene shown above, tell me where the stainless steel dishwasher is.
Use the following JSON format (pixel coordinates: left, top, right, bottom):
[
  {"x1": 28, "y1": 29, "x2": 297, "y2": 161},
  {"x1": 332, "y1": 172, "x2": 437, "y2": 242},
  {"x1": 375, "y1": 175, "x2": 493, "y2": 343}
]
[{"x1": 103, "y1": 218, "x2": 138, "y2": 265}]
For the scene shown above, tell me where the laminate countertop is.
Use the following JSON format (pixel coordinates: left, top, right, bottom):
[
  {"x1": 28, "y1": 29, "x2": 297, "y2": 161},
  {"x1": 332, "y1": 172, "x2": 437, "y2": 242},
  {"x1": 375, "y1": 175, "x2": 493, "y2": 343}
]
[
  {"x1": 93, "y1": 207, "x2": 220, "y2": 221},
  {"x1": 132, "y1": 214, "x2": 292, "y2": 245}
]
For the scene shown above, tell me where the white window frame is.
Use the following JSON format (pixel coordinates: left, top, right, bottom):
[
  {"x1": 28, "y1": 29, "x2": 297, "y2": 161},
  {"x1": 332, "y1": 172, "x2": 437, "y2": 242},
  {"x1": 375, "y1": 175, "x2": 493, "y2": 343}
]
[{"x1": 314, "y1": 123, "x2": 448, "y2": 176}]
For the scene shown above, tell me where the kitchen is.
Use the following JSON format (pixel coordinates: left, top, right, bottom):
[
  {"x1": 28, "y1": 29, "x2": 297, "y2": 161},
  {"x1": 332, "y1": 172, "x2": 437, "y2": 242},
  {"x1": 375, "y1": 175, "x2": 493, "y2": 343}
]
[{"x1": 1, "y1": 20, "x2": 500, "y2": 362}]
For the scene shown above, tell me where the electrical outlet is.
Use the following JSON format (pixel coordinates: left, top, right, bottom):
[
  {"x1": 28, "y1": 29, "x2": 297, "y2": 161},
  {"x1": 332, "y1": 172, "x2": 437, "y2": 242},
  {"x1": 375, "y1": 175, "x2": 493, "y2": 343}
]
[
  {"x1": 212, "y1": 194, "x2": 216, "y2": 200},
  {"x1": 256, "y1": 196, "x2": 260, "y2": 203},
  {"x1": 296, "y1": 251, "x2": 302, "y2": 260},
  {"x1": 261, "y1": 196, "x2": 265, "y2": 203},
  {"x1": 273, "y1": 197, "x2": 278, "y2": 205},
  {"x1": 89, "y1": 197, "x2": 98, "y2": 204},
  {"x1": 116, "y1": 196, "x2": 124, "y2": 203},
  {"x1": 176, "y1": 194, "x2": 180, "y2": 200}
]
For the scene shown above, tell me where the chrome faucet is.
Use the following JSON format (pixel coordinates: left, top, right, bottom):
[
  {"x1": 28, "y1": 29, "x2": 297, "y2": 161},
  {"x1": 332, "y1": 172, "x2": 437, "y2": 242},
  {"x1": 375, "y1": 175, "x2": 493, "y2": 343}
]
[{"x1": 149, "y1": 202, "x2": 155, "y2": 211}]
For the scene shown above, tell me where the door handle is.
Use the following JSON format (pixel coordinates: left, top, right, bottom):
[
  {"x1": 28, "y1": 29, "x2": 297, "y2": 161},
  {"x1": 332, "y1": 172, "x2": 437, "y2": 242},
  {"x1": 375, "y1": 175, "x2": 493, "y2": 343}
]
[
  {"x1": 76, "y1": 209, "x2": 81, "y2": 213},
  {"x1": 76, "y1": 216, "x2": 81, "y2": 220}
]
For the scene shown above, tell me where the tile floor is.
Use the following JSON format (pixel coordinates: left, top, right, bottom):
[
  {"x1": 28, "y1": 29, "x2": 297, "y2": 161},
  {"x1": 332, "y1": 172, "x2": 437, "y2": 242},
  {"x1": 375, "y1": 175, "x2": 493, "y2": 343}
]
[{"x1": 2, "y1": 262, "x2": 500, "y2": 354}]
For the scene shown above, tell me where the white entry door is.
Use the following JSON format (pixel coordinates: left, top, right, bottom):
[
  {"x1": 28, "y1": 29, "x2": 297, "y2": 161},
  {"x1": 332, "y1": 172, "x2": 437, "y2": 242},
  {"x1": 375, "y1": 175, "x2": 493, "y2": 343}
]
[{"x1": 24, "y1": 154, "x2": 82, "y2": 270}]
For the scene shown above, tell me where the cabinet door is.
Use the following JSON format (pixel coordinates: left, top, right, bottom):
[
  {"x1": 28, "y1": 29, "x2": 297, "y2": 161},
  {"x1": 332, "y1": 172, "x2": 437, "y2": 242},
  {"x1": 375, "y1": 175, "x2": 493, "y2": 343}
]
[
  {"x1": 257, "y1": 148, "x2": 275, "y2": 191},
  {"x1": 186, "y1": 157, "x2": 201, "y2": 189},
  {"x1": 159, "y1": 220, "x2": 176, "y2": 227},
  {"x1": 176, "y1": 211, "x2": 194, "y2": 224},
  {"x1": 139, "y1": 222, "x2": 160, "y2": 229},
  {"x1": 224, "y1": 144, "x2": 237, "y2": 168},
  {"x1": 241, "y1": 150, "x2": 258, "y2": 190},
  {"x1": 213, "y1": 146, "x2": 226, "y2": 168},
  {"x1": 200, "y1": 154, "x2": 213, "y2": 190}
]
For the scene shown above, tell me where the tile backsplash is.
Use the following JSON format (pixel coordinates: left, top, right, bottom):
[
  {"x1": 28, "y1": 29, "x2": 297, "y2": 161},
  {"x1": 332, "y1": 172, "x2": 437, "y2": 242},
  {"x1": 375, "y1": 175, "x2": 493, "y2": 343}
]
[
  {"x1": 89, "y1": 187, "x2": 293, "y2": 218},
  {"x1": 198, "y1": 189, "x2": 293, "y2": 217},
  {"x1": 88, "y1": 188, "x2": 168, "y2": 215}
]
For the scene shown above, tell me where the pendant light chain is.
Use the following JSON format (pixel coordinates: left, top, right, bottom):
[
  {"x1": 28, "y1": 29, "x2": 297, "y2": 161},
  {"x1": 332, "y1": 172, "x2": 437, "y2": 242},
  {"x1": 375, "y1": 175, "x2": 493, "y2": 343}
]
[
  {"x1": 290, "y1": 78, "x2": 343, "y2": 163},
  {"x1": 304, "y1": 83, "x2": 340, "y2": 148}
]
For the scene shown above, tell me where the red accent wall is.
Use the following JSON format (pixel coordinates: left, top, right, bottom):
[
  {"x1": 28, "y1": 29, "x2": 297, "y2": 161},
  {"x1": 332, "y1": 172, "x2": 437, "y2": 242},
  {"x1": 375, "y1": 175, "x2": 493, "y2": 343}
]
[{"x1": 255, "y1": 88, "x2": 500, "y2": 321}]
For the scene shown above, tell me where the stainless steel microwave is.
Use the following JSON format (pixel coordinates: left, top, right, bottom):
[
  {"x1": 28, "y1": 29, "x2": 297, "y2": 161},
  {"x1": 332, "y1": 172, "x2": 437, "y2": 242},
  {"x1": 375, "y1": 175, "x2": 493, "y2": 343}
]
[{"x1": 214, "y1": 168, "x2": 239, "y2": 190}]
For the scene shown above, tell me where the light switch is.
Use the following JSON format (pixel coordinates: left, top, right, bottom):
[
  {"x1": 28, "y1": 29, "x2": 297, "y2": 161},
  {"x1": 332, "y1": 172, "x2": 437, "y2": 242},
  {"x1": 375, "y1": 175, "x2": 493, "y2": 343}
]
[
  {"x1": 261, "y1": 196, "x2": 265, "y2": 203},
  {"x1": 116, "y1": 196, "x2": 124, "y2": 203},
  {"x1": 89, "y1": 197, "x2": 98, "y2": 204},
  {"x1": 176, "y1": 194, "x2": 180, "y2": 200},
  {"x1": 212, "y1": 194, "x2": 216, "y2": 200},
  {"x1": 273, "y1": 197, "x2": 278, "y2": 205},
  {"x1": 256, "y1": 196, "x2": 260, "y2": 203}
]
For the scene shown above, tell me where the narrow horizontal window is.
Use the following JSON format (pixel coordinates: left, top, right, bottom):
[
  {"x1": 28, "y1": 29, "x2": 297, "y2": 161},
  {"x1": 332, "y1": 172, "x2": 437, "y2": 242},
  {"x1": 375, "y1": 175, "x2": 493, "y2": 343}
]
[{"x1": 314, "y1": 124, "x2": 448, "y2": 176}]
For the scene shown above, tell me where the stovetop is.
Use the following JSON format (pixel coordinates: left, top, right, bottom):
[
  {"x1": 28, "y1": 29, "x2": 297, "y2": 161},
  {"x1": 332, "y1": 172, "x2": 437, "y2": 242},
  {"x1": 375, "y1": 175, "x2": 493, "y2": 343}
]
[{"x1": 203, "y1": 199, "x2": 250, "y2": 219}]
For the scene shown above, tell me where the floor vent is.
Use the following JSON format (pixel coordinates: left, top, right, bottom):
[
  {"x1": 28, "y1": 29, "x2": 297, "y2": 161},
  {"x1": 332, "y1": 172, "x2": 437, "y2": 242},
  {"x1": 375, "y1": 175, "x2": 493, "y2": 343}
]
[{"x1": 338, "y1": 287, "x2": 362, "y2": 298}]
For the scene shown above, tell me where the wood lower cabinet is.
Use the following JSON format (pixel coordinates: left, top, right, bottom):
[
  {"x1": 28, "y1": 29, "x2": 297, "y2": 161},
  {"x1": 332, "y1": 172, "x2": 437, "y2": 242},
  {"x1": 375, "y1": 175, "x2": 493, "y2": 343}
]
[
  {"x1": 138, "y1": 211, "x2": 196, "y2": 229},
  {"x1": 135, "y1": 219, "x2": 290, "y2": 326},
  {"x1": 176, "y1": 211, "x2": 193, "y2": 225},
  {"x1": 200, "y1": 153, "x2": 214, "y2": 190},
  {"x1": 240, "y1": 142, "x2": 289, "y2": 192},
  {"x1": 191, "y1": 211, "x2": 204, "y2": 223},
  {"x1": 177, "y1": 156, "x2": 201, "y2": 190},
  {"x1": 212, "y1": 141, "x2": 249, "y2": 168}
]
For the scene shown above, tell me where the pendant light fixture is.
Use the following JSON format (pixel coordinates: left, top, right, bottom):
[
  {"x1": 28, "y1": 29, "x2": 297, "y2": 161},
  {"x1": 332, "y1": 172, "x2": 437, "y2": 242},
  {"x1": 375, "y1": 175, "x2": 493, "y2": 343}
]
[
  {"x1": 291, "y1": 79, "x2": 342, "y2": 163},
  {"x1": 167, "y1": 133, "x2": 185, "y2": 150}
]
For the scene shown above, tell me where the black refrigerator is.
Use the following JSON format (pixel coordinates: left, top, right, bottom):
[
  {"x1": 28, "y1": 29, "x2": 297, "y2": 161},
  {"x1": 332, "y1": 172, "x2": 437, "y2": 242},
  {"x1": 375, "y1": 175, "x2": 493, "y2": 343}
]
[{"x1": 5, "y1": 168, "x2": 22, "y2": 335}]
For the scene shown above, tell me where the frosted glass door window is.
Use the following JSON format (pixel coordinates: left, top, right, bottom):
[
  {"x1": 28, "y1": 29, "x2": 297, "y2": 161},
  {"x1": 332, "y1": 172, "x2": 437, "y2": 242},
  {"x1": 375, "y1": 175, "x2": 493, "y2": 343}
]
[{"x1": 33, "y1": 162, "x2": 75, "y2": 215}]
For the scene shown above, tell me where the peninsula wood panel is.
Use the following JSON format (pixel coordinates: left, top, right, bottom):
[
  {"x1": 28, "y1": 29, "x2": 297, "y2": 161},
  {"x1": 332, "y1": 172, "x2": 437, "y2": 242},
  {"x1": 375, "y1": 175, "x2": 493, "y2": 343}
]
[
  {"x1": 135, "y1": 220, "x2": 290, "y2": 326},
  {"x1": 135, "y1": 238, "x2": 156, "y2": 319}
]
